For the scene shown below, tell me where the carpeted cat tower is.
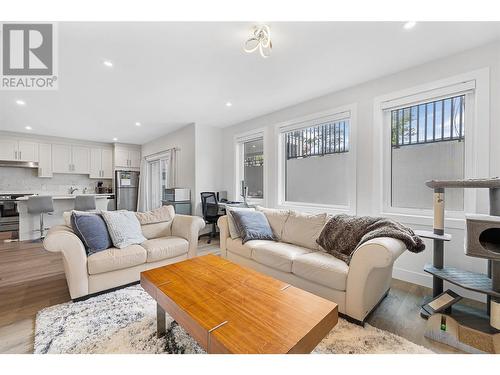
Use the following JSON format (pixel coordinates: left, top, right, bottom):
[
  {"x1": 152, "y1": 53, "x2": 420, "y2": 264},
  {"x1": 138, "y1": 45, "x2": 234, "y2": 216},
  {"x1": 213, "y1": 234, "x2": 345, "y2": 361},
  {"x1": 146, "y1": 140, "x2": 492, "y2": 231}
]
[{"x1": 417, "y1": 178, "x2": 500, "y2": 353}]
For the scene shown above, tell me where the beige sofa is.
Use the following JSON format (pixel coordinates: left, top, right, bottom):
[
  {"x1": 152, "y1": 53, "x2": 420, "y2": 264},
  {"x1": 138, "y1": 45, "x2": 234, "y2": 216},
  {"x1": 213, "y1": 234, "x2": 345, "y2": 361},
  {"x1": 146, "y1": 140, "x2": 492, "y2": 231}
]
[
  {"x1": 44, "y1": 207, "x2": 205, "y2": 300},
  {"x1": 218, "y1": 208, "x2": 406, "y2": 323}
]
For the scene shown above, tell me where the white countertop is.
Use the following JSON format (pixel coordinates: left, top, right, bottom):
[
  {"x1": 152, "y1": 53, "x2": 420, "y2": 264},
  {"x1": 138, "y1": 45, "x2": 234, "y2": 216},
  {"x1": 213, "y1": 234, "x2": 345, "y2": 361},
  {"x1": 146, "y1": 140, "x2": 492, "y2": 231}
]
[{"x1": 16, "y1": 194, "x2": 113, "y2": 201}]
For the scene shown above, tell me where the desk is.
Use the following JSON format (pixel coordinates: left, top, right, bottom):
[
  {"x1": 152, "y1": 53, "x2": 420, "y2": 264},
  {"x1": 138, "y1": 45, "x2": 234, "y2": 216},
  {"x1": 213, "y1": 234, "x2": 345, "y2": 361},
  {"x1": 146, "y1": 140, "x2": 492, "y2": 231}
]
[{"x1": 217, "y1": 201, "x2": 248, "y2": 215}]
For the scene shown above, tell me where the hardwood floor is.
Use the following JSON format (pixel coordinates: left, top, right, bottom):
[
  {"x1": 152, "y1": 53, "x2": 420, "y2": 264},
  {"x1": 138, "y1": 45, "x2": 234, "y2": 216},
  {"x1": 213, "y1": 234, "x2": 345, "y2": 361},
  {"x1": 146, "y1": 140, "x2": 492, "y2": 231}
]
[{"x1": 0, "y1": 237, "x2": 483, "y2": 354}]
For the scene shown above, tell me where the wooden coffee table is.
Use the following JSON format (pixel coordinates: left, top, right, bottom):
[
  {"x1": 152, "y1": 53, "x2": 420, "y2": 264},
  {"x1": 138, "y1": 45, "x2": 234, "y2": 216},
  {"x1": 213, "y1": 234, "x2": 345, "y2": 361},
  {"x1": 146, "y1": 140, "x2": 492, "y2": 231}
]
[{"x1": 140, "y1": 254, "x2": 338, "y2": 354}]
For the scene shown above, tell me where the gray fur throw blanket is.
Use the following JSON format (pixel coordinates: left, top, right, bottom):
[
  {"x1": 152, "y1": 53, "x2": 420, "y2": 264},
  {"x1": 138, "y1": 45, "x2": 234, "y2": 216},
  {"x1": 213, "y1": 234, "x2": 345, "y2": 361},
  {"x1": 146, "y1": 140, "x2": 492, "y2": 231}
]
[{"x1": 317, "y1": 214, "x2": 425, "y2": 264}]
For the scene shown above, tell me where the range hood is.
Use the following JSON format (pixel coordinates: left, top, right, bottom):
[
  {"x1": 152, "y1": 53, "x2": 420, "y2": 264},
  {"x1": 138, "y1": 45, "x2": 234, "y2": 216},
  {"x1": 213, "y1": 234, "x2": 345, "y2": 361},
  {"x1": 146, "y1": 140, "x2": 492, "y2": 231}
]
[{"x1": 0, "y1": 160, "x2": 39, "y2": 168}]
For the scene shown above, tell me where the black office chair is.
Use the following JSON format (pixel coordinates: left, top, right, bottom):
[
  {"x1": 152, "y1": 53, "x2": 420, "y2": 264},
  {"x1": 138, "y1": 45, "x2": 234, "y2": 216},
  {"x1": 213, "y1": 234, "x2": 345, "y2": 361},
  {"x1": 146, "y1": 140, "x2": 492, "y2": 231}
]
[{"x1": 200, "y1": 192, "x2": 222, "y2": 244}]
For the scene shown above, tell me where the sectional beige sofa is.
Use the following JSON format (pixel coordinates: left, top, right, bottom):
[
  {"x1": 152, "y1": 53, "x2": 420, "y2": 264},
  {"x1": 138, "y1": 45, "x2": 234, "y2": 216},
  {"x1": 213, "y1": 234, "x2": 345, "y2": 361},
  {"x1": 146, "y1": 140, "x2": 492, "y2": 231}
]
[
  {"x1": 43, "y1": 206, "x2": 205, "y2": 300},
  {"x1": 218, "y1": 207, "x2": 406, "y2": 323}
]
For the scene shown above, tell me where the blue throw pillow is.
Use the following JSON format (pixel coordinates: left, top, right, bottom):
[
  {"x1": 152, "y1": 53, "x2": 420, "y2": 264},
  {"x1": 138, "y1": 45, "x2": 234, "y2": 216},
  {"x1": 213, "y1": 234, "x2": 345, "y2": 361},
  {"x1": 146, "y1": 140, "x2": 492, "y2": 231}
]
[
  {"x1": 230, "y1": 210, "x2": 276, "y2": 244},
  {"x1": 71, "y1": 212, "x2": 112, "y2": 255}
]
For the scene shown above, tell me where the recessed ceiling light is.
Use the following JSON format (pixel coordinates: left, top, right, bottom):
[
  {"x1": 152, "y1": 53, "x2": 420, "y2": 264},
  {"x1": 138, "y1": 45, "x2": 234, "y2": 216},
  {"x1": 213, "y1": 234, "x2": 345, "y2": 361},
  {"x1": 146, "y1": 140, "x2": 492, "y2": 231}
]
[
  {"x1": 25, "y1": 126, "x2": 32, "y2": 130},
  {"x1": 403, "y1": 21, "x2": 417, "y2": 30},
  {"x1": 225, "y1": 102, "x2": 232, "y2": 107},
  {"x1": 103, "y1": 60, "x2": 114, "y2": 67},
  {"x1": 16, "y1": 99, "x2": 26, "y2": 106},
  {"x1": 135, "y1": 122, "x2": 142, "y2": 127},
  {"x1": 112, "y1": 137, "x2": 118, "y2": 141}
]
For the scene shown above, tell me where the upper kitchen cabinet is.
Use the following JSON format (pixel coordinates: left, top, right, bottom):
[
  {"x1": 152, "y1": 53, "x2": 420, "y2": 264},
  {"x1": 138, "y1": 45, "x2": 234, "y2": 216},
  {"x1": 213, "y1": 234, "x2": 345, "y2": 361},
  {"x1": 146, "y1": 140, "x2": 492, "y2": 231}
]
[
  {"x1": 52, "y1": 144, "x2": 90, "y2": 174},
  {"x1": 90, "y1": 148, "x2": 113, "y2": 178},
  {"x1": 114, "y1": 145, "x2": 141, "y2": 169},
  {"x1": 0, "y1": 138, "x2": 38, "y2": 162},
  {"x1": 38, "y1": 143, "x2": 53, "y2": 178}
]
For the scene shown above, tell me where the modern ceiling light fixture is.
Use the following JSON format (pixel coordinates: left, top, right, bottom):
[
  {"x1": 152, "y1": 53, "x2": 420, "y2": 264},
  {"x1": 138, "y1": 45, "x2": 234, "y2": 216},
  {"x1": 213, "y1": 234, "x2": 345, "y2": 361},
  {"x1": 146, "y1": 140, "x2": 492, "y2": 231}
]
[
  {"x1": 244, "y1": 24, "x2": 272, "y2": 58},
  {"x1": 16, "y1": 99, "x2": 26, "y2": 106},
  {"x1": 403, "y1": 21, "x2": 417, "y2": 30}
]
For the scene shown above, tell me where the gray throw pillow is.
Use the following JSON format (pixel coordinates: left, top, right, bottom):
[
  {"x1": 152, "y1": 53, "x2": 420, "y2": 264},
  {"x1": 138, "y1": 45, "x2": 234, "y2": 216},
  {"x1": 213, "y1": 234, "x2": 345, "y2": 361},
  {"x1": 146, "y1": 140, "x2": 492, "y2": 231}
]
[
  {"x1": 230, "y1": 210, "x2": 276, "y2": 244},
  {"x1": 101, "y1": 210, "x2": 147, "y2": 249},
  {"x1": 226, "y1": 207, "x2": 255, "y2": 239},
  {"x1": 71, "y1": 212, "x2": 112, "y2": 255}
]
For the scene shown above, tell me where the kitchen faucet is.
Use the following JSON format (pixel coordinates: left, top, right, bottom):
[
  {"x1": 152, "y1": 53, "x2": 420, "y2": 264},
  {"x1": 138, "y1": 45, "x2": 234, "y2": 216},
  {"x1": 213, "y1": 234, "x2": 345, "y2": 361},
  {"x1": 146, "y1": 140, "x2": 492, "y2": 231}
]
[{"x1": 69, "y1": 186, "x2": 79, "y2": 194}]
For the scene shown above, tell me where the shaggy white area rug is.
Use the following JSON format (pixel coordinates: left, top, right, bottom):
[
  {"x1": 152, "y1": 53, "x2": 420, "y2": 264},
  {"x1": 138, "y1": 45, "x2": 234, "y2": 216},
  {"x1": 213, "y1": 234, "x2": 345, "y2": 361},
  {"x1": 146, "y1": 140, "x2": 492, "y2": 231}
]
[{"x1": 34, "y1": 285, "x2": 432, "y2": 354}]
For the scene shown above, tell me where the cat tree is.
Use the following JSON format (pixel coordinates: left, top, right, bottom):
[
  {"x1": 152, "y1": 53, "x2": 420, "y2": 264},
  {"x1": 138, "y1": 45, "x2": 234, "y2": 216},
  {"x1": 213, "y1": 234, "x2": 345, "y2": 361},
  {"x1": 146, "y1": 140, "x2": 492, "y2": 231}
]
[{"x1": 416, "y1": 178, "x2": 500, "y2": 353}]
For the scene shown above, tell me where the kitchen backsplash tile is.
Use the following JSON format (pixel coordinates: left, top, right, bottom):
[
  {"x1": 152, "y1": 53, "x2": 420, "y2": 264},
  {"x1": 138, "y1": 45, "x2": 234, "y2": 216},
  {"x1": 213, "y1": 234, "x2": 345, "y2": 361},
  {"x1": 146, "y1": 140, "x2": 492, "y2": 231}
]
[{"x1": 0, "y1": 167, "x2": 112, "y2": 194}]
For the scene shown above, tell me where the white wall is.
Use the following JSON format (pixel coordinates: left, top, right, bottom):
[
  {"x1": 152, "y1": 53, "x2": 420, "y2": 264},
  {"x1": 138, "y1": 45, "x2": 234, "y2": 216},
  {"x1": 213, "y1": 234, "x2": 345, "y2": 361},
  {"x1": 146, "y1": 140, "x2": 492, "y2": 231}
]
[
  {"x1": 194, "y1": 124, "x2": 224, "y2": 217},
  {"x1": 219, "y1": 40, "x2": 500, "y2": 301},
  {"x1": 141, "y1": 124, "x2": 197, "y2": 208},
  {"x1": 140, "y1": 123, "x2": 224, "y2": 226}
]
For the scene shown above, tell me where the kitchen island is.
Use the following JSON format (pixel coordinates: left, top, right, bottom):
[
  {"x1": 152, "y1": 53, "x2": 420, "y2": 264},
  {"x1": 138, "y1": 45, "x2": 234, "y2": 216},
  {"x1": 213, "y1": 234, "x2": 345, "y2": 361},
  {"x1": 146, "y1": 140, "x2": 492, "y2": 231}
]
[{"x1": 16, "y1": 194, "x2": 112, "y2": 241}]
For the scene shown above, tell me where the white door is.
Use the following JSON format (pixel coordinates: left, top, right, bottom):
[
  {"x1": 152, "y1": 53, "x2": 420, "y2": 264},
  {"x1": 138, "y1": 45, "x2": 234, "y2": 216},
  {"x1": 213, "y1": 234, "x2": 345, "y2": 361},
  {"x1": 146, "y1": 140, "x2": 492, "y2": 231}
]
[
  {"x1": 52, "y1": 144, "x2": 72, "y2": 173},
  {"x1": 38, "y1": 143, "x2": 53, "y2": 177},
  {"x1": 90, "y1": 148, "x2": 102, "y2": 178},
  {"x1": 0, "y1": 139, "x2": 18, "y2": 161},
  {"x1": 129, "y1": 150, "x2": 141, "y2": 168},
  {"x1": 18, "y1": 141, "x2": 38, "y2": 162},
  {"x1": 101, "y1": 149, "x2": 113, "y2": 178},
  {"x1": 114, "y1": 149, "x2": 129, "y2": 168},
  {"x1": 72, "y1": 146, "x2": 90, "y2": 174}
]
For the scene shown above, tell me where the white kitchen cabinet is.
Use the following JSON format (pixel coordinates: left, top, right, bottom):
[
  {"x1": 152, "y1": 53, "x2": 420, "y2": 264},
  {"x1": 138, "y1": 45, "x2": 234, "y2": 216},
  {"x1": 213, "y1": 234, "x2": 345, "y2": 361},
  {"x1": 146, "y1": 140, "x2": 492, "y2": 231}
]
[
  {"x1": 0, "y1": 139, "x2": 38, "y2": 162},
  {"x1": 129, "y1": 150, "x2": 141, "y2": 168},
  {"x1": 114, "y1": 149, "x2": 129, "y2": 168},
  {"x1": 38, "y1": 143, "x2": 53, "y2": 177},
  {"x1": 114, "y1": 147, "x2": 141, "y2": 169},
  {"x1": 71, "y1": 146, "x2": 90, "y2": 174},
  {"x1": 101, "y1": 149, "x2": 113, "y2": 178},
  {"x1": 52, "y1": 144, "x2": 89, "y2": 174},
  {"x1": 18, "y1": 141, "x2": 38, "y2": 162},
  {"x1": 90, "y1": 148, "x2": 113, "y2": 178},
  {"x1": 0, "y1": 139, "x2": 17, "y2": 161},
  {"x1": 52, "y1": 144, "x2": 72, "y2": 173}
]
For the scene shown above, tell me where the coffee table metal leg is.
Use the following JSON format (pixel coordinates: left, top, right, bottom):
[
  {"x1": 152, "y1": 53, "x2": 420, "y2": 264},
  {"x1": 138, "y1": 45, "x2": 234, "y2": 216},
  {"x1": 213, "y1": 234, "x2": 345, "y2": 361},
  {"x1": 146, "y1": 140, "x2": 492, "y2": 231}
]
[{"x1": 157, "y1": 303, "x2": 166, "y2": 338}]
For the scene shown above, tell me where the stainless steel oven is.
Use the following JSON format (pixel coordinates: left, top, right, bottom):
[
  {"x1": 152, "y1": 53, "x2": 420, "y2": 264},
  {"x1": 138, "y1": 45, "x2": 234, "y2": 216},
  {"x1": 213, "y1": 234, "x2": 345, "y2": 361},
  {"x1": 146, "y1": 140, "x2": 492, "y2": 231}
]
[{"x1": 0, "y1": 194, "x2": 27, "y2": 233}]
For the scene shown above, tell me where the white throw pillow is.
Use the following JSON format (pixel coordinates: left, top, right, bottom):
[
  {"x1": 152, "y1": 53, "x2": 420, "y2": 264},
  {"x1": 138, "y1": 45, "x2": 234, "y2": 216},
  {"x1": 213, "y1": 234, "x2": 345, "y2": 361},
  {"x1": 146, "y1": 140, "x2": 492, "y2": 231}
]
[
  {"x1": 256, "y1": 206, "x2": 291, "y2": 240},
  {"x1": 281, "y1": 210, "x2": 327, "y2": 250},
  {"x1": 226, "y1": 206, "x2": 255, "y2": 239},
  {"x1": 101, "y1": 210, "x2": 147, "y2": 249}
]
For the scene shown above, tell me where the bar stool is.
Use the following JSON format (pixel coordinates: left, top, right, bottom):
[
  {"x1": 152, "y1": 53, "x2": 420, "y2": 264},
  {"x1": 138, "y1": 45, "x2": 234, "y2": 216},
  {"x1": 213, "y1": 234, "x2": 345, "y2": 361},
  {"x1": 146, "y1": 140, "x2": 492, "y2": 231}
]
[
  {"x1": 74, "y1": 195, "x2": 97, "y2": 211},
  {"x1": 27, "y1": 196, "x2": 54, "y2": 240}
]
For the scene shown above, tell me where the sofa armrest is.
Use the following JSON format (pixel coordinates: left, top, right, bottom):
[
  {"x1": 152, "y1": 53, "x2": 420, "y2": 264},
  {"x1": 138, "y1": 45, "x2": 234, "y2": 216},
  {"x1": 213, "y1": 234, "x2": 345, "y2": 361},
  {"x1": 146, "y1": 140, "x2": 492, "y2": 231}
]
[
  {"x1": 345, "y1": 237, "x2": 406, "y2": 322},
  {"x1": 171, "y1": 214, "x2": 205, "y2": 258},
  {"x1": 217, "y1": 215, "x2": 229, "y2": 257},
  {"x1": 43, "y1": 225, "x2": 89, "y2": 299}
]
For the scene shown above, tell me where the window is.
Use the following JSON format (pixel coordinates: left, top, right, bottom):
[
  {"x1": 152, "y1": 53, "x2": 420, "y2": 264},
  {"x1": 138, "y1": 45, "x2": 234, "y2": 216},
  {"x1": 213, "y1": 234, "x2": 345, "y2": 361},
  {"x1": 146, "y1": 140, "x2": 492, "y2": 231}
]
[
  {"x1": 236, "y1": 135, "x2": 264, "y2": 201},
  {"x1": 278, "y1": 108, "x2": 354, "y2": 209},
  {"x1": 390, "y1": 95, "x2": 466, "y2": 211}
]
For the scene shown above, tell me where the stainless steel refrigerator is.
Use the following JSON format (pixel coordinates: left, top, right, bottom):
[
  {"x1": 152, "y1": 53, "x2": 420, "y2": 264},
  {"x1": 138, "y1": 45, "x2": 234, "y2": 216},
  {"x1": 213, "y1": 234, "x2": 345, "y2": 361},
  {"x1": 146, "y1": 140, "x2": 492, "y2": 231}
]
[{"x1": 115, "y1": 170, "x2": 140, "y2": 211}]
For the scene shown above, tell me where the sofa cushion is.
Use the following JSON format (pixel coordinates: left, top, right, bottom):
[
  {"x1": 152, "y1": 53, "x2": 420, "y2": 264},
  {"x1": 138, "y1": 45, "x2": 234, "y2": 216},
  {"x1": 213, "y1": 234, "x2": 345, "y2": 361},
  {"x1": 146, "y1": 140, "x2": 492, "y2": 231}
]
[
  {"x1": 226, "y1": 237, "x2": 252, "y2": 258},
  {"x1": 136, "y1": 205, "x2": 175, "y2": 225},
  {"x1": 226, "y1": 238, "x2": 278, "y2": 259},
  {"x1": 141, "y1": 236, "x2": 189, "y2": 263},
  {"x1": 87, "y1": 244, "x2": 147, "y2": 275},
  {"x1": 256, "y1": 206, "x2": 290, "y2": 240},
  {"x1": 281, "y1": 211, "x2": 327, "y2": 250},
  {"x1": 141, "y1": 221, "x2": 172, "y2": 240},
  {"x1": 292, "y1": 251, "x2": 349, "y2": 291},
  {"x1": 226, "y1": 207, "x2": 255, "y2": 239},
  {"x1": 101, "y1": 210, "x2": 147, "y2": 249},
  {"x1": 230, "y1": 210, "x2": 276, "y2": 244},
  {"x1": 251, "y1": 241, "x2": 313, "y2": 273},
  {"x1": 71, "y1": 211, "x2": 112, "y2": 255}
]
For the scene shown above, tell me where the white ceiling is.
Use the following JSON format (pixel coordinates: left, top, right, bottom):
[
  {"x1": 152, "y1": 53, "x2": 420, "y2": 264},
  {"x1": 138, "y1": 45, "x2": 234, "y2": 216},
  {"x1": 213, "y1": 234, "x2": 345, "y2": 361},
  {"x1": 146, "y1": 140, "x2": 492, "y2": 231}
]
[{"x1": 1, "y1": 22, "x2": 500, "y2": 145}]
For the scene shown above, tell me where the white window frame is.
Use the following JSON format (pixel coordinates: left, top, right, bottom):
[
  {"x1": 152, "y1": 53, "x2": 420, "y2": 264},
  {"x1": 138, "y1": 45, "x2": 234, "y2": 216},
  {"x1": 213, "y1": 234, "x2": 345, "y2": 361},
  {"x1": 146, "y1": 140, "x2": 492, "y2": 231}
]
[
  {"x1": 234, "y1": 128, "x2": 267, "y2": 206},
  {"x1": 274, "y1": 104, "x2": 357, "y2": 215},
  {"x1": 373, "y1": 68, "x2": 490, "y2": 229}
]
